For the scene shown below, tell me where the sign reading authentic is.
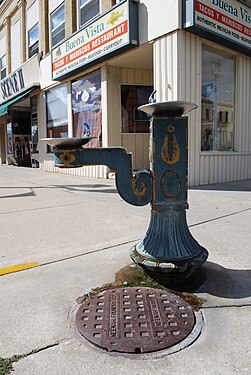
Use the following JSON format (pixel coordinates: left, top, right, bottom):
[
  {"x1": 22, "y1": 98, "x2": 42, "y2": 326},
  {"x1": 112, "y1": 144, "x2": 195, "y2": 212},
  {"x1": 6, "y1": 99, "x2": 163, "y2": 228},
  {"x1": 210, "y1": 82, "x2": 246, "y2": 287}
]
[
  {"x1": 183, "y1": 0, "x2": 251, "y2": 55},
  {"x1": 51, "y1": 0, "x2": 138, "y2": 80}
]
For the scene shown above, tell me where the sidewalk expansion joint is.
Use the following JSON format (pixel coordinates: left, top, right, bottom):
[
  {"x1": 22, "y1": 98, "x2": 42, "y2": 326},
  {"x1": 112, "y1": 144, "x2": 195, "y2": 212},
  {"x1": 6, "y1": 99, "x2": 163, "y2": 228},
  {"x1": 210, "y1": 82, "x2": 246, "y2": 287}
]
[
  {"x1": 189, "y1": 207, "x2": 251, "y2": 228},
  {"x1": 39, "y1": 239, "x2": 140, "y2": 268},
  {"x1": 0, "y1": 200, "x2": 98, "y2": 216},
  {"x1": 2, "y1": 208, "x2": 251, "y2": 276},
  {"x1": 201, "y1": 304, "x2": 251, "y2": 309},
  {"x1": 0, "y1": 240, "x2": 139, "y2": 277},
  {"x1": 25, "y1": 341, "x2": 62, "y2": 356},
  {"x1": 0, "y1": 340, "x2": 63, "y2": 373}
]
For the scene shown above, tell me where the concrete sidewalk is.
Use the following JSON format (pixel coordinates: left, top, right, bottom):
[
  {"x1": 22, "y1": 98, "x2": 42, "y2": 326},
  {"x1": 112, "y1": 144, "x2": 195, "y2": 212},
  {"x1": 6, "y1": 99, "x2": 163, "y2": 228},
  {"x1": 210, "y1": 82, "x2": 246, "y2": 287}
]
[{"x1": 0, "y1": 166, "x2": 250, "y2": 375}]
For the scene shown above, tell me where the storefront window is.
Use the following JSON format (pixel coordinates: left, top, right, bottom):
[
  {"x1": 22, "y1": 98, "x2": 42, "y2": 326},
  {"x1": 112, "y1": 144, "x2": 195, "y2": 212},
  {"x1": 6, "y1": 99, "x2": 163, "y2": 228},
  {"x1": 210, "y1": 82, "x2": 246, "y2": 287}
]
[
  {"x1": 31, "y1": 97, "x2": 38, "y2": 153},
  {"x1": 72, "y1": 71, "x2": 102, "y2": 147},
  {"x1": 28, "y1": 23, "x2": 39, "y2": 58},
  {"x1": 51, "y1": 2, "x2": 65, "y2": 47},
  {"x1": 201, "y1": 46, "x2": 235, "y2": 151},
  {"x1": 80, "y1": 0, "x2": 100, "y2": 27},
  {"x1": 121, "y1": 85, "x2": 153, "y2": 133},
  {"x1": 7, "y1": 122, "x2": 12, "y2": 154},
  {"x1": 12, "y1": 110, "x2": 32, "y2": 167},
  {"x1": 46, "y1": 84, "x2": 68, "y2": 144}
]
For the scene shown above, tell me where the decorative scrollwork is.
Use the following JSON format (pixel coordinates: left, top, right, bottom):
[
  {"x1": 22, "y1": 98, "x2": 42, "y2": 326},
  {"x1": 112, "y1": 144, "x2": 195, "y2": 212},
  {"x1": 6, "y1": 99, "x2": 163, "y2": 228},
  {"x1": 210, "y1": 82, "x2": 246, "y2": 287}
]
[
  {"x1": 131, "y1": 175, "x2": 147, "y2": 197},
  {"x1": 161, "y1": 170, "x2": 180, "y2": 200},
  {"x1": 59, "y1": 152, "x2": 76, "y2": 167},
  {"x1": 161, "y1": 125, "x2": 180, "y2": 165}
]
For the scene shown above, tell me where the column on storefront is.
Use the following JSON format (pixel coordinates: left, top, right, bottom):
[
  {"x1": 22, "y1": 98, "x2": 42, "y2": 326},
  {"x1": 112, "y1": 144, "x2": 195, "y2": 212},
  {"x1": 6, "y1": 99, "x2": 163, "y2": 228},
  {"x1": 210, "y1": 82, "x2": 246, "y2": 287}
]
[
  {"x1": 19, "y1": 0, "x2": 26, "y2": 64},
  {"x1": 39, "y1": 0, "x2": 49, "y2": 54}
]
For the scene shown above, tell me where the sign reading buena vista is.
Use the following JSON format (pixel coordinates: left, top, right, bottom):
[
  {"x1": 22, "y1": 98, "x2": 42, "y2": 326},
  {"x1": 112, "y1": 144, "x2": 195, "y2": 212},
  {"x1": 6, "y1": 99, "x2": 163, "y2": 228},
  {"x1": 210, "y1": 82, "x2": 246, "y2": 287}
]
[
  {"x1": 183, "y1": 0, "x2": 251, "y2": 54},
  {"x1": 51, "y1": 1, "x2": 137, "y2": 80},
  {"x1": 210, "y1": 0, "x2": 251, "y2": 22}
]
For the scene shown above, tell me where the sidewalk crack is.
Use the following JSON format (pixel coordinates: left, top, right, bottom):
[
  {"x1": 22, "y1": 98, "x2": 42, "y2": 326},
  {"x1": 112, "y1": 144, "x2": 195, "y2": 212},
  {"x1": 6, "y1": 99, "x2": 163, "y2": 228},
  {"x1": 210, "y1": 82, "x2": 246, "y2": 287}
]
[
  {"x1": 0, "y1": 341, "x2": 62, "y2": 375},
  {"x1": 189, "y1": 207, "x2": 251, "y2": 228},
  {"x1": 202, "y1": 304, "x2": 251, "y2": 309}
]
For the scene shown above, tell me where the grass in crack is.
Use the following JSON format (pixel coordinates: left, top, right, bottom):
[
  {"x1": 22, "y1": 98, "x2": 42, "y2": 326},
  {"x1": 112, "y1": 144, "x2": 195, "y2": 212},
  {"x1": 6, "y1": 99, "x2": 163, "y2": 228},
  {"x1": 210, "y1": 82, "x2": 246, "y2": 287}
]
[
  {"x1": 0, "y1": 343, "x2": 60, "y2": 374},
  {"x1": 0, "y1": 355, "x2": 25, "y2": 375}
]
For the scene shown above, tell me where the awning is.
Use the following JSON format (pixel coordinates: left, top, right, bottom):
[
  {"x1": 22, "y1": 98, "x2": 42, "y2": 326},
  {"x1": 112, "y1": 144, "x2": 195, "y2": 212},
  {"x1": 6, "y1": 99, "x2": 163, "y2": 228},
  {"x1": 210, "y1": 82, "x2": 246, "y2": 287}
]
[{"x1": 0, "y1": 88, "x2": 36, "y2": 116}]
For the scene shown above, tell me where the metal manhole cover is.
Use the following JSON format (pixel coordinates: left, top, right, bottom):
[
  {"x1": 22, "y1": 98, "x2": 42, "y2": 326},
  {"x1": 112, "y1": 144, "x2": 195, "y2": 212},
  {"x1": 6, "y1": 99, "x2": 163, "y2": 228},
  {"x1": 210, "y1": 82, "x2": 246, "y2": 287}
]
[{"x1": 75, "y1": 287, "x2": 195, "y2": 354}]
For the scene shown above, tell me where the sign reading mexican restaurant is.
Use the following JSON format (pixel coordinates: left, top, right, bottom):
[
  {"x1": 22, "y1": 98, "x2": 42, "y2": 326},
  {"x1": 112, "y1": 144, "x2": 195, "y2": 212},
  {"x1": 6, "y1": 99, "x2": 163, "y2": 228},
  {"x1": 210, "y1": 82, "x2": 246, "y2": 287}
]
[
  {"x1": 183, "y1": 0, "x2": 251, "y2": 55},
  {"x1": 51, "y1": 0, "x2": 138, "y2": 80}
]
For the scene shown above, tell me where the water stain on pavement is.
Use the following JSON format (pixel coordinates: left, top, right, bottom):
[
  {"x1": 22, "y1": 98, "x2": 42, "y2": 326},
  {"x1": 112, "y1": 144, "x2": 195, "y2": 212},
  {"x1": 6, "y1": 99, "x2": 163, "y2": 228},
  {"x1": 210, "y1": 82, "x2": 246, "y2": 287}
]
[{"x1": 76, "y1": 264, "x2": 205, "y2": 311}]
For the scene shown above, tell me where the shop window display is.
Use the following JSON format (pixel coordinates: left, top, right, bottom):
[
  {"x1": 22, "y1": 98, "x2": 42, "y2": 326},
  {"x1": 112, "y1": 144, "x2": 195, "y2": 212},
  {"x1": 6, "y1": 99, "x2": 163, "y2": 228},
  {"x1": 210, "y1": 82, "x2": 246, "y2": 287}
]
[
  {"x1": 12, "y1": 110, "x2": 32, "y2": 167},
  {"x1": 121, "y1": 85, "x2": 153, "y2": 133},
  {"x1": 46, "y1": 84, "x2": 68, "y2": 147},
  {"x1": 7, "y1": 122, "x2": 13, "y2": 155},
  {"x1": 72, "y1": 71, "x2": 102, "y2": 148},
  {"x1": 31, "y1": 97, "x2": 38, "y2": 153},
  {"x1": 201, "y1": 45, "x2": 235, "y2": 151}
]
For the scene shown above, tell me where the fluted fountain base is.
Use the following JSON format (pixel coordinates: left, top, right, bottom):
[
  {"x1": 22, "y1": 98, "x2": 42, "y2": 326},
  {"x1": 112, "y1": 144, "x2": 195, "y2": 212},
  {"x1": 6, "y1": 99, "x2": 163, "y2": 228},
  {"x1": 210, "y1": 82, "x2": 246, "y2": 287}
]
[
  {"x1": 129, "y1": 205, "x2": 208, "y2": 289},
  {"x1": 130, "y1": 245, "x2": 208, "y2": 289}
]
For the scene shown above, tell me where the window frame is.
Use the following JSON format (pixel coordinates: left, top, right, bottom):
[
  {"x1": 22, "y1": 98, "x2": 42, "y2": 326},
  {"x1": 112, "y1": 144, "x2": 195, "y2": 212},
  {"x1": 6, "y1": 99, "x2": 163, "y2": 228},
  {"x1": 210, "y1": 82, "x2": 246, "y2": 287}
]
[
  {"x1": 121, "y1": 84, "x2": 154, "y2": 134},
  {"x1": 201, "y1": 44, "x2": 236, "y2": 152},
  {"x1": 50, "y1": 2, "x2": 65, "y2": 48},
  {"x1": 28, "y1": 23, "x2": 39, "y2": 58},
  {"x1": 79, "y1": 0, "x2": 100, "y2": 28},
  {"x1": 46, "y1": 83, "x2": 68, "y2": 151},
  {"x1": 0, "y1": 54, "x2": 6, "y2": 80}
]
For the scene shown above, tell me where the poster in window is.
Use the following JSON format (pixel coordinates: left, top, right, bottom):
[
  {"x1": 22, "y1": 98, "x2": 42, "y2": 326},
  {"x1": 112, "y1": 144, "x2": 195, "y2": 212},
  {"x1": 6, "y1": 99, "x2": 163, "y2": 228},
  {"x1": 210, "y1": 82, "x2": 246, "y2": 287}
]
[{"x1": 72, "y1": 71, "x2": 102, "y2": 147}]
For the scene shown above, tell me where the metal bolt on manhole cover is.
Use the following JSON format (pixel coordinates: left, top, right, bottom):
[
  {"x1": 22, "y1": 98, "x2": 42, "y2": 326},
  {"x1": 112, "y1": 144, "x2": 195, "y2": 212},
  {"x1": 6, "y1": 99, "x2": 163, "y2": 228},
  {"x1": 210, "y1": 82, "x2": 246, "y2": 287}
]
[{"x1": 75, "y1": 287, "x2": 198, "y2": 354}]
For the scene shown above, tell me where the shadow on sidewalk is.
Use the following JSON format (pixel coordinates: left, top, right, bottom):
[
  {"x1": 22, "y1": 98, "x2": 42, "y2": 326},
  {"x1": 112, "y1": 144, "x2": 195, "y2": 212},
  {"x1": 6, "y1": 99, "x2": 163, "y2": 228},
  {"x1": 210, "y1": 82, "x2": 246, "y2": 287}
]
[
  {"x1": 196, "y1": 261, "x2": 251, "y2": 299},
  {"x1": 58, "y1": 185, "x2": 117, "y2": 194},
  {"x1": 0, "y1": 184, "x2": 118, "y2": 198}
]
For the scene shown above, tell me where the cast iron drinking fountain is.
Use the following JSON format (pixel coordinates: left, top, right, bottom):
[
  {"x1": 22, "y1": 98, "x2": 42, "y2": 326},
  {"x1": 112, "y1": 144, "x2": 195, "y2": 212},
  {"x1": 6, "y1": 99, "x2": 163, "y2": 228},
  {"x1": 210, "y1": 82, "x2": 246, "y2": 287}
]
[{"x1": 44, "y1": 100, "x2": 208, "y2": 288}]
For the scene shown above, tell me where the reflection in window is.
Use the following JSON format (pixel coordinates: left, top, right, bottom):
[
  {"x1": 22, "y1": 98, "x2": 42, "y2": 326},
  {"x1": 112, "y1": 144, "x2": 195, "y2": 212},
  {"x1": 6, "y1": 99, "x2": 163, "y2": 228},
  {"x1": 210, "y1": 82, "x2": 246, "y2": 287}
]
[
  {"x1": 28, "y1": 23, "x2": 39, "y2": 58},
  {"x1": 72, "y1": 70, "x2": 102, "y2": 147},
  {"x1": 31, "y1": 97, "x2": 38, "y2": 153},
  {"x1": 0, "y1": 54, "x2": 6, "y2": 80},
  {"x1": 121, "y1": 85, "x2": 153, "y2": 133},
  {"x1": 46, "y1": 84, "x2": 68, "y2": 150},
  {"x1": 201, "y1": 46, "x2": 235, "y2": 151},
  {"x1": 80, "y1": 0, "x2": 100, "y2": 27},
  {"x1": 51, "y1": 3, "x2": 65, "y2": 47},
  {"x1": 7, "y1": 123, "x2": 12, "y2": 154}
]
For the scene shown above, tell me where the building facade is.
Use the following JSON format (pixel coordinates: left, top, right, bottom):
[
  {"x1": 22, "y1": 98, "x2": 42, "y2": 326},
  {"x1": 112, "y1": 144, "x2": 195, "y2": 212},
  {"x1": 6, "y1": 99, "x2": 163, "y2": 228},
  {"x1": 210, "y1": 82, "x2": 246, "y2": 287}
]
[{"x1": 0, "y1": 0, "x2": 251, "y2": 185}]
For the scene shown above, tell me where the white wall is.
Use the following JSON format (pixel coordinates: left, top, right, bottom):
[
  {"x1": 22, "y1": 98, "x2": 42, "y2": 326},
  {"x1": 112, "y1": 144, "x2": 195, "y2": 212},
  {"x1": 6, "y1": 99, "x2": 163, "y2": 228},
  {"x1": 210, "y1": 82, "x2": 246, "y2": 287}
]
[
  {"x1": 27, "y1": 0, "x2": 39, "y2": 30},
  {"x1": 0, "y1": 36, "x2": 6, "y2": 57},
  {"x1": 11, "y1": 21, "x2": 21, "y2": 72},
  {"x1": 40, "y1": 54, "x2": 55, "y2": 90},
  {"x1": 49, "y1": 0, "x2": 64, "y2": 13},
  {"x1": 139, "y1": 0, "x2": 180, "y2": 44}
]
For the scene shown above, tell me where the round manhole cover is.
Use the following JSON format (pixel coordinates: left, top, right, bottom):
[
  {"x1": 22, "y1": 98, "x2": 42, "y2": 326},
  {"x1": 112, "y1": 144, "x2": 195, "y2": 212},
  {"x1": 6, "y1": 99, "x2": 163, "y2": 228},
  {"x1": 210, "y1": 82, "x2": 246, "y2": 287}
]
[{"x1": 75, "y1": 287, "x2": 196, "y2": 354}]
